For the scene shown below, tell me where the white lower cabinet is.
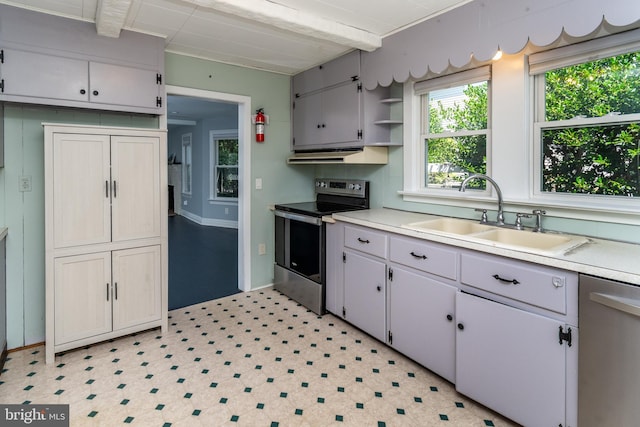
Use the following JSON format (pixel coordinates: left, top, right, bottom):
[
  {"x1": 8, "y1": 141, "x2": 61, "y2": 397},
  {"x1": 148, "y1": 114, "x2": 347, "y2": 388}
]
[
  {"x1": 332, "y1": 220, "x2": 578, "y2": 427},
  {"x1": 53, "y1": 246, "x2": 161, "y2": 348},
  {"x1": 456, "y1": 291, "x2": 568, "y2": 427},
  {"x1": 388, "y1": 266, "x2": 456, "y2": 382},
  {"x1": 343, "y1": 249, "x2": 387, "y2": 342}
]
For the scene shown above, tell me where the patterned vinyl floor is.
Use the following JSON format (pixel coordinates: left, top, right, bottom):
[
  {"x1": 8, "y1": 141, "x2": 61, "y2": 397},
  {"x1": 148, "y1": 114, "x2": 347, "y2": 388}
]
[{"x1": 0, "y1": 288, "x2": 518, "y2": 426}]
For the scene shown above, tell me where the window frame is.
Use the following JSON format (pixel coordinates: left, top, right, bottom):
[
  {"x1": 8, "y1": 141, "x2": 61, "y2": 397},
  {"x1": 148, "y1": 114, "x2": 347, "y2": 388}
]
[
  {"x1": 403, "y1": 66, "x2": 494, "y2": 202},
  {"x1": 181, "y1": 133, "x2": 192, "y2": 196},
  {"x1": 529, "y1": 31, "x2": 640, "y2": 211},
  {"x1": 209, "y1": 130, "x2": 239, "y2": 201}
]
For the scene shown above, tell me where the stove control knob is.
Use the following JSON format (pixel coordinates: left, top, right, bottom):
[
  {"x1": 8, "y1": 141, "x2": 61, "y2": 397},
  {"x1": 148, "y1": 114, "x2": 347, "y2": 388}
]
[
  {"x1": 317, "y1": 181, "x2": 327, "y2": 188},
  {"x1": 349, "y1": 183, "x2": 362, "y2": 191}
]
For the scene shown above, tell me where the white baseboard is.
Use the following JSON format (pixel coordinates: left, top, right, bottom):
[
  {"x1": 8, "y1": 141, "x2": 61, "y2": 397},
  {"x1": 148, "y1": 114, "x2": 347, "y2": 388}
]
[{"x1": 180, "y1": 210, "x2": 238, "y2": 229}]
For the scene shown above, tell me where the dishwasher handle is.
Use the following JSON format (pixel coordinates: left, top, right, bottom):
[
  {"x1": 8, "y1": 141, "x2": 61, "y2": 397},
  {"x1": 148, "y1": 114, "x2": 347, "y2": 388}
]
[{"x1": 590, "y1": 292, "x2": 640, "y2": 318}]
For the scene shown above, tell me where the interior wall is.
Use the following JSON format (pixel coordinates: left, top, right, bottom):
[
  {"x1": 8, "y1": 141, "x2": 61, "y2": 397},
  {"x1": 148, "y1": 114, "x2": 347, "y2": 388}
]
[{"x1": 164, "y1": 53, "x2": 315, "y2": 293}]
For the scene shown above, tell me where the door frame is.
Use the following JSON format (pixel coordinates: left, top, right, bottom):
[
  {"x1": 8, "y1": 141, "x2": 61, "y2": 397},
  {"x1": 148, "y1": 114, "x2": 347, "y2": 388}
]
[{"x1": 162, "y1": 85, "x2": 251, "y2": 292}]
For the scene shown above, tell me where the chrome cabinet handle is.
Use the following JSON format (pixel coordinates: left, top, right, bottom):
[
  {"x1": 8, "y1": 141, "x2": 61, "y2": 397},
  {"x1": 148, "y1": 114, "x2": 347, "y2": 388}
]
[
  {"x1": 410, "y1": 251, "x2": 427, "y2": 260},
  {"x1": 112, "y1": 180, "x2": 117, "y2": 198},
  {"x1": 106, "y1": 283, "x2": 110, "y2": 301},
  {"x1": 493, "y1": 274, "x2": 520, "y2": 285},
  {"x1": 105, "y1": 181, "x2": 109, "y2": 198}
]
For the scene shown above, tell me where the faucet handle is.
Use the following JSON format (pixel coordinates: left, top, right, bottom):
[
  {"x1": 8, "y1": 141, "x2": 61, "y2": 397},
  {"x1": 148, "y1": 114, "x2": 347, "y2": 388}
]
[
  {"x1": 474, "y1": 208, "x2": 488, "y2": 223},
  {"x1": 515, "y1": 213, "x2": 531, "y2": 230},
  {"x1": 532, "y1": 209, "x2": 546, "y2": 232}
]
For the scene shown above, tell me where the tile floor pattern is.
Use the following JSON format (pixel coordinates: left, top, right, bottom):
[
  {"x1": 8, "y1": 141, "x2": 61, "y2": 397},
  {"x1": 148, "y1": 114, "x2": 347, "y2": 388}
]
[{"x1": 0, "y1": 288, "x2": 518, "y2": 426}]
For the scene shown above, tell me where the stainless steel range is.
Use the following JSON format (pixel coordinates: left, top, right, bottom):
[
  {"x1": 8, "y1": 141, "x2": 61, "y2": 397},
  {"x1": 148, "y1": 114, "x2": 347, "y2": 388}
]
[{"x1": 274, "y1": 178, "x2": 369, "y2": 314}]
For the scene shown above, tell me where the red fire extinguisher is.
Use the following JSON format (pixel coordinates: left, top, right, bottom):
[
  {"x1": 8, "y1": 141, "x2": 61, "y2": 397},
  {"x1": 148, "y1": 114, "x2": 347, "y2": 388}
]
[{"x1": 255, "y1": 108, "x2": 265, "y2": 143}]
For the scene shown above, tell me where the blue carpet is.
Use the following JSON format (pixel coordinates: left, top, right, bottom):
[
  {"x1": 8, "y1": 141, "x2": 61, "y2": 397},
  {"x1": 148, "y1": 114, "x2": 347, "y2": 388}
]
[{"x1": 168, "y1": 215, "x2": 240, "y2": 309}]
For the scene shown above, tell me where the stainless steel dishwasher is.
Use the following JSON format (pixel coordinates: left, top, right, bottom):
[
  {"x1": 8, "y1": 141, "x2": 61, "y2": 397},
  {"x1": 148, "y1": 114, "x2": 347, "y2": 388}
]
[{"x1": 579, "y1": 274, "x2": 640, "y2": 426}]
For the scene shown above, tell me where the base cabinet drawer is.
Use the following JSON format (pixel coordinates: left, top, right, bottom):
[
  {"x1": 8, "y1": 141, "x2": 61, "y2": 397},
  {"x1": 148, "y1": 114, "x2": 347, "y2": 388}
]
[
  {"x1": 344, "y1": 225, "x2": 388, "y2": 258},
  {"x1": 460, "y1": 252, "x2": 575, "y2": 314},
  {"x1": 389, "y1": 236, "x2": 457, "y2": 280}
]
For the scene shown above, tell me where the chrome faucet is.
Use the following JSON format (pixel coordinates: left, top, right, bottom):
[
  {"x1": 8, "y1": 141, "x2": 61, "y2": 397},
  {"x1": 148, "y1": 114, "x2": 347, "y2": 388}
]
[{"x1": 459, "y1": 173, "x2": 504, "y2": 225}]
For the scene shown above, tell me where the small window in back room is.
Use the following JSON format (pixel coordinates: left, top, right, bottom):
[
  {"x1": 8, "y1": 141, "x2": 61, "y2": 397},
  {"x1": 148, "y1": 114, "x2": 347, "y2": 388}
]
[
  {"x1": 416, "y1": 66, "x2": 490, "y2": 191},
  {"x1": 211, "y1": 135, "x2": 239, "y2": 199},
  {"x1": 531, "y1": 38, "x2": 640, "y2": 198}
]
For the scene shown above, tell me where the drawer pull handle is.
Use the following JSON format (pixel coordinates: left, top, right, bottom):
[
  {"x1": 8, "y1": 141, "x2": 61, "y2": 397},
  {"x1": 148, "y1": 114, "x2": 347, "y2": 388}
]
[
  {"x1": 493, "y1": 274, "x2": 520, "y2": 285},
  {"x1": 357, "y1": 238, "x2": 370, "y2": 244},
  {"x1": 410, "y1": 251, "x2": 427, "y2": 260}
]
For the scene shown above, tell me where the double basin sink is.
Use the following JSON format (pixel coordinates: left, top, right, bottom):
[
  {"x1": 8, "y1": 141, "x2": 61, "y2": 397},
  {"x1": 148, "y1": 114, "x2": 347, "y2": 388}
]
[{"x1": 402, "y1": 217, "x2": 589, "y2": 256}]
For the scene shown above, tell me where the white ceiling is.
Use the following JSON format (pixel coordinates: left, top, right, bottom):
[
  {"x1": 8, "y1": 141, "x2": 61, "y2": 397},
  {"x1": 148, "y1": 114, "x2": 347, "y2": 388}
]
[{"x1": 0, "y1": 0, "x2": 471, "y2": 75}]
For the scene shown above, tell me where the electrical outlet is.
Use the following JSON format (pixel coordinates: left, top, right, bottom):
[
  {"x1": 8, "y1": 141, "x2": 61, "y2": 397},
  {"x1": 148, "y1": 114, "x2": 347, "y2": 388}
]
[
  {"x1": 183, "y1": 200, "x2": 188, "y2": 206},
  {"x1": 19, "y1": 176, "x2": 32, "y2": 192},
  {"x1": 258, "y1": 243, "x2": 266, "y2": 255}
]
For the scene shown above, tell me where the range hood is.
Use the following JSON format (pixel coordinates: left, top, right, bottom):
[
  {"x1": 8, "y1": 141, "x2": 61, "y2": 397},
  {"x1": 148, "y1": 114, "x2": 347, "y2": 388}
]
[{"x1": 287, "y1": 146, "x2": 388, "y2": 165}]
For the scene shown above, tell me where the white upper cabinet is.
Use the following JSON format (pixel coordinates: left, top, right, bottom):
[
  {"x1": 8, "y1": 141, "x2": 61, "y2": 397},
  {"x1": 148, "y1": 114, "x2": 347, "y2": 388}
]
[{"x1": 0, "y1": 4, "x2": 164, "y2": 114}]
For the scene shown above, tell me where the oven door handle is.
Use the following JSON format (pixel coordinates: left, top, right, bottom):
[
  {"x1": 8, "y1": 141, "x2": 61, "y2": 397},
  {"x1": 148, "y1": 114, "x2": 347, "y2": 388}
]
[{"x1": 275, "y1": 210, "x2": 322, "y2": 226}]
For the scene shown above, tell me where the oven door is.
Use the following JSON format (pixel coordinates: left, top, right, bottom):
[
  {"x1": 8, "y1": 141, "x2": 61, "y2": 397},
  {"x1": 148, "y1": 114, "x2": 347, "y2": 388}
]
[{"x1": 274, "y1": 210, "x2": 323, "y2": 282}]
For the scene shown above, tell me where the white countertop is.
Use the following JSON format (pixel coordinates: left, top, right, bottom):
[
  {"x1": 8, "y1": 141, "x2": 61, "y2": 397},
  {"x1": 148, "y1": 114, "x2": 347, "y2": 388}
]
[
  {"x1": 0, "y1": 227, "x2": 6, "y2": 241},
  {"x1": 332, "y1": 208, "x2": 640, "y2": 286}
]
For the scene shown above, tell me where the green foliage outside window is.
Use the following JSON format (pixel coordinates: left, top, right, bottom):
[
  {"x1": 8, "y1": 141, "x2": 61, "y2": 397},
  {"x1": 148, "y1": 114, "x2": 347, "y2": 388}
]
[
  {"x1": 216, "y1": 138, "x2": 238, "y2": 198},
  {"x1": 541, "y1": 52, "x2": 640, "y2": 196},
  {"x1": 426, "y1": 82, "x2": 488, "y2": 189}
]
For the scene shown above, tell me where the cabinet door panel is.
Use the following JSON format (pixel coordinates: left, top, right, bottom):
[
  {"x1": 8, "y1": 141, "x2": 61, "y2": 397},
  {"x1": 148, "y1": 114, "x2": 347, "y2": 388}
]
[
  {"x1": 321, "y1": 82, "x2": 360, "y2": 146},
  {"x1": 0, "y1": 48, "x2": 88, "y2": 101},
  {"x1": 344, "y1": 250, "x2": 386, "y2": 342},
  {"x1": 111, "y1": 136, "x2": 161, "y2": 241},
  {"x1": 53, "y1": 133, "x2": 111, "y2": 248},
  {"x1": 389, "y1": 267, "x2": 456, "y2": 382},
  {"x1": 54, "y1": 252, "x2": 112, "y2": 345},
  {"x1": 292, "y1": 92, "x2": 323, "y2": 149},
  {"x1": 112, "y1": 246, "x2": 161, "y2": 330},
  {"x1": 89, "y1": 62, "x2": 160, "y2": 109},
  {"x1": 456, "y1": 292, "x2": 566, "y2": 427}
]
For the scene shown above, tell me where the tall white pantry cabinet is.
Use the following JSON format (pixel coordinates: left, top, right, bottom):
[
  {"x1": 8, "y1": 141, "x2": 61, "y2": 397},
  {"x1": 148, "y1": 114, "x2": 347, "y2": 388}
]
[{"x1": 44, "y1": 124, "x2": 168, "y2": 364}]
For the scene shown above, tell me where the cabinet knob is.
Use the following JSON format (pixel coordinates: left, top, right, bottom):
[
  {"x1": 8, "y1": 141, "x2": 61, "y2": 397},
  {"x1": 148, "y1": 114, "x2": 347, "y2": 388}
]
[
  {"x1": 446, "y1": 314, "x2": 453, "y2": 322},
  {"x1": 457, "y1": 323, "x2": 464, "y2": 330},
  {"x1": 80, "y1": 89, "x2": 86, "y2": 95},
  {"x1": 93, "y1": 90, "x2": 99, "y2": 96},
  {"x1": 376, "y1": 285, "x2": 382, "y2": 292}
]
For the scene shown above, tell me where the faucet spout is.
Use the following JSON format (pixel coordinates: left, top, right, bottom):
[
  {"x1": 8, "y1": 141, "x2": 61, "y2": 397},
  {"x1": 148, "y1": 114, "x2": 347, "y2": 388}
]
[{"x1": 459, "y1": 173, "x2": 504, "y2": 225}]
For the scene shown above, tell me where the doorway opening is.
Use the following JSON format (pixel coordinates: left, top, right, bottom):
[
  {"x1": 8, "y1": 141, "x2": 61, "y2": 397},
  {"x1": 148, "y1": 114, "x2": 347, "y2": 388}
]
[{"x1": 163, "y1": 85, "x2": 251, "y2": 309}]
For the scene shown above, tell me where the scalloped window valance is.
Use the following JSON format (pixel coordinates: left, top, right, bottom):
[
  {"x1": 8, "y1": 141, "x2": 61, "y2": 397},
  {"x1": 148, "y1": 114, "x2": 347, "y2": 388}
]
[{"x1": 361, "y1": 0, "x2": 640, "y2": 90}]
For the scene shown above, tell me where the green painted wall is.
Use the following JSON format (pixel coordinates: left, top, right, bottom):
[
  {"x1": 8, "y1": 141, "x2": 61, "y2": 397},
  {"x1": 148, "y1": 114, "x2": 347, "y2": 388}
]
[{"x1": 164, "y1": 53, "x2": 315, "y2": 293}]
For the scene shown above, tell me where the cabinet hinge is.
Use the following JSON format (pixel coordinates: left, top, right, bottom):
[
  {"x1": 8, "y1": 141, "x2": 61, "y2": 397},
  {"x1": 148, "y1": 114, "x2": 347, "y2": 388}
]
[
  {"x1": 351, "y1": 75, "x2": 359, "y2": 82},
  {"x1": 356, "y1": 82, "x2": 362, "y2": 92},
  {"x1": 342, "y1": 306, "x2": 346, "y2": 317},
  {"x1": 295, "y1": 93, "x2": 300, "y2": 98},
  {"x1": 156, "y1": 73, "x2": 162, "y2": 85},
  {"x1": 357, "y1": 130, "x2": 363, "y2": 139},
  {"x1": 342, "y1": 252, "x2": 346, "y2": 263},
  {"x1": 388, "y1": 267, "x2": 393, "y2": 281},
  {"x1": 558, "y1": 326, "x2": 572, "y2": 347},
  {"x1": 156, "y1": 96, "x2": 162, "y2": 108},
  {"x1": 388, "y1": 330, "x2": 393, "y2": 345},
  {"x1": 0, "y1": 49, "x2": 3, "y2": 64}
]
